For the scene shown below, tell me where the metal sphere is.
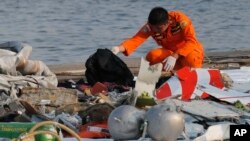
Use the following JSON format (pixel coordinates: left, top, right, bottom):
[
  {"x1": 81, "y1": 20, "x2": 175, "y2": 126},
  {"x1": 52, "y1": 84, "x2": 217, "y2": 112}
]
[
  {"x1": 108, "y1": 105, "x2": 145, "y2": 140},
  {"x1": 146, "y1": 104, "x2": 185, "y2": 141}
]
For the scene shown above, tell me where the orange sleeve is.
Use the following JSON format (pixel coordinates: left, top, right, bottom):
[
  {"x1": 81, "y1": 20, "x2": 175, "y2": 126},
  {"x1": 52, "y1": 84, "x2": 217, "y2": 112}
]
[
  {"x1": 174, "y1": 12, "x2": 200, "y2": 57},
  {"x1": 121, "y1": 24, "x2": 151, "y2": 56}
]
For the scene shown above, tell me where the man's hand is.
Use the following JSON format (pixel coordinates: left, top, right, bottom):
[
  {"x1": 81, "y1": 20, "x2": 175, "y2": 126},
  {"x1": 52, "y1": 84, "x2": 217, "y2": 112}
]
[
  {"x1": 163, "y1": 55, "x2": 177, "y2": 72},
  {"x1": 111, "y1": 46, "x2": 120, "y2": 55}
]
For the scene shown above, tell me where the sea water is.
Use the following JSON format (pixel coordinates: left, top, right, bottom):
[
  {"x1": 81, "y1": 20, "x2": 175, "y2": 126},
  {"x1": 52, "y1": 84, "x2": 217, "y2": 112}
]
[{"x1": 0, "y1": 0, "x2": 250, "y2": 64}]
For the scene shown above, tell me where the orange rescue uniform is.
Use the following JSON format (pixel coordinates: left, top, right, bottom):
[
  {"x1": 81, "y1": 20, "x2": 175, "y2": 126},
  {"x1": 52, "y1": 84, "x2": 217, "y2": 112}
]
[{"x1": 121, "y1": 11, "x2": 204, "y2": 70}]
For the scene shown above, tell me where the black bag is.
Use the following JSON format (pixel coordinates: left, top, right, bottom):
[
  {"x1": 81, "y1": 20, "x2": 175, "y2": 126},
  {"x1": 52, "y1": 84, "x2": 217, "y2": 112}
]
[{"x1": 85, "y1": 48, "x2": 134, "y2": 87}]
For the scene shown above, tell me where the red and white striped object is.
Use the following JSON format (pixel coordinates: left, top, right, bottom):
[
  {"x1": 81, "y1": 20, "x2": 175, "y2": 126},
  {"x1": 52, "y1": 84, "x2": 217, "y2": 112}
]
[{"x1": 155, "y1": 67, "x2": 224, "y2": 101}]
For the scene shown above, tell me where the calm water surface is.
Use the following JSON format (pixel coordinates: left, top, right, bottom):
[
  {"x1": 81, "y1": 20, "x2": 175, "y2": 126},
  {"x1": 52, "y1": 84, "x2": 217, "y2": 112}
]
[{"x1": 0, "y1": 0, "x2": 250, "y2": 64}]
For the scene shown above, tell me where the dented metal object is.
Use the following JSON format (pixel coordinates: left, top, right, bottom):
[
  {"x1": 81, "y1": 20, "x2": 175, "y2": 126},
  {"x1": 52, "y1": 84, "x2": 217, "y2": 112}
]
[
  {"x1": 108, "y1": 105, "x2": 145, "y2": 140},
  {"x1": 146, "y1": 104, "x2": 185, "y2": 141}
]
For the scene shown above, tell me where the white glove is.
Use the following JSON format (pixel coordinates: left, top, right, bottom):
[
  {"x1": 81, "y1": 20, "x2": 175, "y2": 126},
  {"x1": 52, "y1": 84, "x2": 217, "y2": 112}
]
[
  {"x1": 163, "y1": 56, "x2": 177, "y2": 71},
  {"x1": 111, "y1": 46, "x2": 120, "y2": 55}
]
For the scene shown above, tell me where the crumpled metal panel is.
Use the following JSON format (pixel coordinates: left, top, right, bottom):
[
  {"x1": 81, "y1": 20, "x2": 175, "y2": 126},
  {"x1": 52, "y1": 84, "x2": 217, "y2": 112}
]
[
  {"x1": 164, "y1": 99, "x2": 244, "y2": 120},
  {"x1": 20, "y1": 87, "x2": 78, "y2": 107}
]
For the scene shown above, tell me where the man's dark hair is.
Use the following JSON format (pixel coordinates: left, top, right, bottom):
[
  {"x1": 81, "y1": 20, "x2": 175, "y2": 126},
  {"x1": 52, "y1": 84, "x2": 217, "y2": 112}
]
[{"x1": 148, "y1": 7, "x2": 169, "y2": 25}]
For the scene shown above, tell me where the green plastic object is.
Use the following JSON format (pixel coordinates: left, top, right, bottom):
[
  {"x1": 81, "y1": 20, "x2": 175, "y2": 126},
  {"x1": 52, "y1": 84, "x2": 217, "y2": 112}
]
[
  {"x1": 0, "y1": 122, "x2": 35, "y2": 139},
  {"x1": 136, "y1": 91, "x2": 157, "y2": 107},
  {"x1": 35, "y1": 125, "x2": 58, "y2": 141}
]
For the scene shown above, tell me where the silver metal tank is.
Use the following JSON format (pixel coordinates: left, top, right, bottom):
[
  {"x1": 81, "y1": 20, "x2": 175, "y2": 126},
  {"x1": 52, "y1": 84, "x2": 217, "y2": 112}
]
[
  {"x1": 108, "y1": 105, "x2": 145, "y2": 140},
  {"x1": 146, "y1": 104, "x2": 185, "y2": 141}
]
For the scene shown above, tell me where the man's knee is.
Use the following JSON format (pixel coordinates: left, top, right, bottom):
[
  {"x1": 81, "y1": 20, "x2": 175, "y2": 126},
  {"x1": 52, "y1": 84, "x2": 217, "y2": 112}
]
[
  {"x1": 146, "y1": 51, "x2": 160, "y2": 65},
  {"x1": 146, "y1": 49, "x2": 172, "y2": 65},
  {"x1": 185, "y1": 55, "x2": 203, "y2": 68}
]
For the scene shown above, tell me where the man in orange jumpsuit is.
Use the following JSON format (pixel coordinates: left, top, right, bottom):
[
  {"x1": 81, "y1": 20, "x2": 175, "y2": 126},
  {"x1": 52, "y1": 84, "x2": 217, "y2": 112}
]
[{"x1": 112, "y1": 7, "x2": 204, "y2": 72}]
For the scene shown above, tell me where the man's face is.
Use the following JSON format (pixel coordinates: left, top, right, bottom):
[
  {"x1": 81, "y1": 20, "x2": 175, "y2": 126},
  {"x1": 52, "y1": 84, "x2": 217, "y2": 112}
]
[{"x1": 149, "y1": 21, "x2": 169, "y2": 33}]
